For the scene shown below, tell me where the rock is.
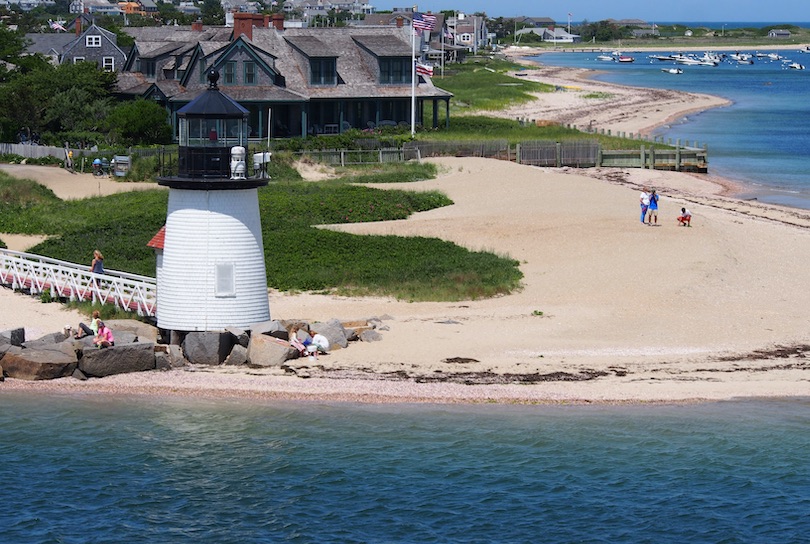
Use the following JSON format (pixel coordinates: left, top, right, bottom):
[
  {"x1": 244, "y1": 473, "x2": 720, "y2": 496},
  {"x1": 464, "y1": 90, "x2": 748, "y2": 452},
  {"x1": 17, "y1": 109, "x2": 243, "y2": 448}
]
[
  {"x1": 23, "y1": 331, "x2": 69, "y2": 348},
  {"x1": 311, "y1": 318, "x2": 349, "y2": 350},
  {"x1": 72, "y1": 368, "x2": 88, "y2": 381},
  {"x1": 247, "y1": 334, "x2": 295, "y2": 367},
  {"x1": 226, "y1": 327, "x2": 250, "y2": 348},
  {"x1": 78, "y1": 343, "x2": 156, "y2": 377},
  {"x1": 114, "y1": 331, "x2": 138, "y2": 345},
  {"x1": 0, "y1": 364, "x2": 4, "y2": 381},
  {"x1": 182, "y1": 331, "x2": 235, "y2": 365},
  {"x1": 166, "y1": 345, "x2": 188, "y2": 368},
  {"x1": 2, "y1": 345, "x2": 78, "y2": 380},
  {"x1": 223, "y1": 344, "x2": 248, "y2": 366},
  {"x1": 104, "y1": 319, "x2": 159, "y2": 343},
  {"x1": 155, "y1": 352, "x2": 172, "y2": 371},
  {"x1": 249, "y1": 320, "x2": 289, "y2": 340},
  {"x1": 0, "y1": 327, "x2": 25, "y2": 347},
  {"x1": 359, "y1": 329, "x2": 383, "y2": 342}
]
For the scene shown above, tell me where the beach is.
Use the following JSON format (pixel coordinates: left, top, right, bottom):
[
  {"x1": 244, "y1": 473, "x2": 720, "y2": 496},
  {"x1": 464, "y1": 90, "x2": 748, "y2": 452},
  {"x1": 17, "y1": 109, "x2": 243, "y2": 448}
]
[{"x1": 3, "y1": 58, "x2": 810, "y2": 404}]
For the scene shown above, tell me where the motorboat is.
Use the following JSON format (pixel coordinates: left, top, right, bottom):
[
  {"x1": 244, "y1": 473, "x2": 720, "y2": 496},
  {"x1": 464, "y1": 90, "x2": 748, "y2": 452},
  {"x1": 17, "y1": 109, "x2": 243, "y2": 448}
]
[
  {"x1": 788, "y1": 62, "x2": 805, "y2": 70},
  {"x1": 767, "y1": 53, "x2": 783, "y2": 61},
  {"x1": 649, "y1": 54, "x2": 676, "y2": 61},
  {"x1": 662, "y1": 68, "x2": 683, "y2": 74},
  {"x1": 617, "y1": 55, "x2": 635, "y2": 63},
  {"x1": 596, "y1": 54, "x2": 615, "y2": 62}
]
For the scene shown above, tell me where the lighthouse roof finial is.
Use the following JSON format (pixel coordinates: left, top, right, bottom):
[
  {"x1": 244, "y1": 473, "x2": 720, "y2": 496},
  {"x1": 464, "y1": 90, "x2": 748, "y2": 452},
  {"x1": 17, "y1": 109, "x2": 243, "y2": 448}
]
[{"x1": 207, "y1": 69, "x2": 219, "y2": 90}]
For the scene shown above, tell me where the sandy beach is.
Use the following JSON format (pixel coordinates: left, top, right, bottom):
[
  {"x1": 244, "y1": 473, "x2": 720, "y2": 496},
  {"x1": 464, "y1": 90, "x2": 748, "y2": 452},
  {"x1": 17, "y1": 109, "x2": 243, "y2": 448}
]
[{"x1": 3, "y1": 61, "x2": 810, "y2": 404}]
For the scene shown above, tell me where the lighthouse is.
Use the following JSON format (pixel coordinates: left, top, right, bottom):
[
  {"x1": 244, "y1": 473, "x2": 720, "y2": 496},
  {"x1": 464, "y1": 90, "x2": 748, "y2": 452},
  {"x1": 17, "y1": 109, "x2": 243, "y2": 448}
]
[{"x1": 155, "y1": 69, "x2": 270, "y2": 333}]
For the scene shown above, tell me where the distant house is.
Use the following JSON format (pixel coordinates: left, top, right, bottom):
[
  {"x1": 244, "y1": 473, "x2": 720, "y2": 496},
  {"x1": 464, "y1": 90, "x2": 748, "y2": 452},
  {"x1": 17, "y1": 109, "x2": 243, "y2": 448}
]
[
  {"x1": 768, "y1": 29, "x2": 791, "y2": 39},
  {"x1": 117, "y1": 15, "x2": 452, "y2": 139},
  {"x1": 516, "y1": 26, "x2": 581, "y2": 44},
  {"x1": 24, "y1": 20, "x2": 128, "y2": 72}
]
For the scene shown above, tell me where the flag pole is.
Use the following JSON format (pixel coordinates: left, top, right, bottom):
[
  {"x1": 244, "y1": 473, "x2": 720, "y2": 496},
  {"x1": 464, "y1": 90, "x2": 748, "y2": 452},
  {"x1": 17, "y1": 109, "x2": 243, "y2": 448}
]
[{"x1": 411, "y1": 18, "x2": 416, "y2": 137}]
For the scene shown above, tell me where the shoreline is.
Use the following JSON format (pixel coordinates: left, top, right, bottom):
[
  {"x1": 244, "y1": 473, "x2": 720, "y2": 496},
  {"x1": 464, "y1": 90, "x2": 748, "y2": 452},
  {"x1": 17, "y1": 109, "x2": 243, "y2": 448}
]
[{"x1": 3, "y1": 156, "x2": 810, "y2": 405}]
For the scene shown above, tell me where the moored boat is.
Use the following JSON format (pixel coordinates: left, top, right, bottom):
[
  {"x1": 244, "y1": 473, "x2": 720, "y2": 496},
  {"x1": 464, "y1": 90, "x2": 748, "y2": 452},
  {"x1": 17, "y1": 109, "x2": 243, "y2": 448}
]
[
  {"x1": 617, "y1": 55, "x2": 634, "y2": 63},
  {"x1": 662, "y1": 68, "x2": 683, "y2": 74}
]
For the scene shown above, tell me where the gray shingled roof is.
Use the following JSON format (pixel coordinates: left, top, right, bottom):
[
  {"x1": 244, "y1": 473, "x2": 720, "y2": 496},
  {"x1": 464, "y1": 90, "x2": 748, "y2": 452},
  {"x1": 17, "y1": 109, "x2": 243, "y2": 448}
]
[
  {"x1": 24, "y1": 33, "x2": 77, "y2": 55},
  {"x1": 352, "y1": 35, "x2": 412, "y2": 57},
  {"x1": 284, "y1": 36, "x2": 336, "y2": 57}
]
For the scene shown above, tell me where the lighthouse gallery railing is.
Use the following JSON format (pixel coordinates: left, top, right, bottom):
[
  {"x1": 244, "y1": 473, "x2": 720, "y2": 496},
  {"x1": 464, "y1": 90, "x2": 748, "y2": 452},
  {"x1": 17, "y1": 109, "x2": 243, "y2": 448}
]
[{"x1": 0, "y1": 249, "x2": 156, "y2": 317}]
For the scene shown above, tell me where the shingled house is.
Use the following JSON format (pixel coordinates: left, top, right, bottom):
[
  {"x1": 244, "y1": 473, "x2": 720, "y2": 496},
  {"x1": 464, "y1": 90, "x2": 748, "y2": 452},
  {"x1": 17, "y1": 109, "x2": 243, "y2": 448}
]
[
  {"x1": 117, "y1": 14, "x2": 453, "y2": 140},
  {"x1": 24, "y1": 20, "x2": 128, "y2": 72}
]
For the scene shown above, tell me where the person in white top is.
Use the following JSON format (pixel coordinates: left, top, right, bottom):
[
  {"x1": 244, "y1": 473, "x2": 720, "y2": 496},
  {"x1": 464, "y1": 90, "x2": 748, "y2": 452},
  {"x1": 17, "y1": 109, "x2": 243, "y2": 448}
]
[
  {"x1": 639, "y1": 188, "x2": 650, "y2": 224},
  {"x1": 677, "y1": 208, "x2": 692, "y2": 227}
]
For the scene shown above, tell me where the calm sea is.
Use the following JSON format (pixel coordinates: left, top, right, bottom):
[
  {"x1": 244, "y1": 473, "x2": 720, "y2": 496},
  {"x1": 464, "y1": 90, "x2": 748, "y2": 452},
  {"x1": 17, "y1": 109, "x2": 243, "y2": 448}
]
[
  {"x1": 533, "y1": 44, "x2": 810, "y2": 209},
  {"x1": 1, "y1": 391, "x2": 809, "y2": 543}
]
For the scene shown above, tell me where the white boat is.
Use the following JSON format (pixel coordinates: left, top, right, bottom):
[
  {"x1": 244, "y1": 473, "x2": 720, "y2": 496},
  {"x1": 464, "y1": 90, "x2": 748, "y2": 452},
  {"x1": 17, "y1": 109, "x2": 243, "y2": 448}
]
[
  {"x1": 788, "y1": 62, "x2": 805, "y2": 70},
  {"x1": 617, "y1": 55, "x2": 635, "y2": 63},
  {"x1": 596, "y1": 54, "x2": 614, "y2": 62},
  {"x1": 649, "y1": 54, "x2": 676, "y2": 61},
  {"x1": 767, "y1": 53, "x2": 783, "y2": 61},
  {"x1": 800, "y1": 46, "x2": 810, "y2": 53},
  {"x1": 661, "y1": 68, "x2": 683, "y2": 74}
]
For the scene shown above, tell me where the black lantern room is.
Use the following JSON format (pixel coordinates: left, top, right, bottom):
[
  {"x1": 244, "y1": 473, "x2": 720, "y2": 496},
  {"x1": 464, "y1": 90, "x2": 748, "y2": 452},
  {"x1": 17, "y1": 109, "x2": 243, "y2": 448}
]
[{"x1": 175, "y1": 69, "x2": 249, "y2": 179}]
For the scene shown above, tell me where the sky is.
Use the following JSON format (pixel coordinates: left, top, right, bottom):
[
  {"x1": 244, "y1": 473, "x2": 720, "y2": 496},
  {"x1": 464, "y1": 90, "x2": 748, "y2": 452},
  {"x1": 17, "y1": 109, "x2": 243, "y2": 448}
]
[{"x1": 374, "y1": 1, "x2": 810, "y2": 23}]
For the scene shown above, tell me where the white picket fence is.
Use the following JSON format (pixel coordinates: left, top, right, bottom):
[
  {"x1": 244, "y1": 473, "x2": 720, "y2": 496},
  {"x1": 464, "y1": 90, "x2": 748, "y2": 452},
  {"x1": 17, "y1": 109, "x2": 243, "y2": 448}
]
[{"x1": 0, "y1": 249, "x2": 156, "y2": 317}]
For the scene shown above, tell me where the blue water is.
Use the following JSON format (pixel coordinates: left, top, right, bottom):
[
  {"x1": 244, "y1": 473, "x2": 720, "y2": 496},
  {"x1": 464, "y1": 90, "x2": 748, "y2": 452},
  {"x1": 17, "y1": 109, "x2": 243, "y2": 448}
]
[
  {"x1": 2, "y1": 392, "x2": 809, "y2": 543},
  {"x1": 533, "y1": 48, "x2": 810, "y2": 208}
]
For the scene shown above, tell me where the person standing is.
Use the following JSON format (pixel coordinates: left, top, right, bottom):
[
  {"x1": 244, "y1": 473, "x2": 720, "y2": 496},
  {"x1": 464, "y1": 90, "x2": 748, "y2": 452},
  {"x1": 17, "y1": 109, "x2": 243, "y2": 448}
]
[
  {"x1": 639, "y1": 188, "x2": 650, "y2": 224},
  {"x1": 90, "y1": 250, "x2": 105, "y2": 275},
  {"x1": 647, "y1": 189, "x2": 659, "y2": 225}
]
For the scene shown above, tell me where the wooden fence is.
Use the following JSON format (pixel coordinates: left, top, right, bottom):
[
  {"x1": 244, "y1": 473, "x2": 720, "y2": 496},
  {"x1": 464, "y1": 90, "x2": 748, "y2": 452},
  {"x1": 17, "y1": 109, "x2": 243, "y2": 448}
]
[{"x1": 2, "y1": 140, "x2": 709, "y2": 173}]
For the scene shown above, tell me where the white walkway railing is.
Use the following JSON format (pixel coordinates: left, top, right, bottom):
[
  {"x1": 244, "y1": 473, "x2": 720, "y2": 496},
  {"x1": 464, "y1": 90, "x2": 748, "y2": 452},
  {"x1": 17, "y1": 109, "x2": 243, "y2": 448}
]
[{"x1": 0, "y1": 249, "x2": 156, "y2": 317}]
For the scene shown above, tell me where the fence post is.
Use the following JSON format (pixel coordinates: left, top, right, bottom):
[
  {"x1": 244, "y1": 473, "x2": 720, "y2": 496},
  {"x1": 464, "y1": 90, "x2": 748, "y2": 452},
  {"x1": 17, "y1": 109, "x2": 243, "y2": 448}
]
[
  {"x1": 516, "y1": 143, "x2": 521, "y2": 164},
  {"x1": 649, "y1": 146, "x2": 655, "y2": 170},
  {"x1": 675, "y1": 144, "x2": 681, "y2": 171},
  {"x1": 640, "y1": 145, "x2": 645, "y2": 169},
  {"x1": 340, "y1": 150, "x2": 345, "y2": 167},
  {"x1": 597, "y1": 145, "x2": 603, "y2": 167},
  {"x1": 556, "y1": 142, "x2": 562, "y2": 167}
]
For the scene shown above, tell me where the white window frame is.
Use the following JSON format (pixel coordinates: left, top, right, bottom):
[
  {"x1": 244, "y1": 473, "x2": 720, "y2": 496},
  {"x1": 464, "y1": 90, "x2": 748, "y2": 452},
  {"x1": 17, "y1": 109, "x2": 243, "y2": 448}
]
[
  {"x1": 86, "y1": 35, "x2": 101, "y2": 47},
  {"x1": 102, "y1": 56, "x2": 115, "y2": 72}
]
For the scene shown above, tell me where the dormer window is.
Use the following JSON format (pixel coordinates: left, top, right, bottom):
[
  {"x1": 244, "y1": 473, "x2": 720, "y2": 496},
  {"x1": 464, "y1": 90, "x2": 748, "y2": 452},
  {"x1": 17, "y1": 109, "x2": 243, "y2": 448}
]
[
  {"x1": 223, "y1": 61, "x2": 236, "y2": 85},
  {"x1": 310, "y1": 57, "x2": 336, "y2": 85},
  {"x1": 379, "y1": 57, "x2": 409, "y2": 84},
  {"x1": 86, "y1": 35, "x2": 101, "y2": 47}
]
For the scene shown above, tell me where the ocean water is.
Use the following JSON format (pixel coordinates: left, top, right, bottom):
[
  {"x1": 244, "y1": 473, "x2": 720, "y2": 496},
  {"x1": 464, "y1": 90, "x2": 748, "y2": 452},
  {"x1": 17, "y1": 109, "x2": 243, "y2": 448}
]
[
  {"x1": 533, "y1": 48, "x2": 810, "y2": 209},
  {"x1": 1, "y1": 392, "x2": 809, "y2": 543}
]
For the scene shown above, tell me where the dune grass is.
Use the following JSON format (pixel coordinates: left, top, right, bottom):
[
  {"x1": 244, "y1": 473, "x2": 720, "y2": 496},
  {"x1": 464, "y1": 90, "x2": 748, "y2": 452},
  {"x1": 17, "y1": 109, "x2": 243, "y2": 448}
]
[{"x1": 0, "y1": 164, "x2": 522, "y2": 302}]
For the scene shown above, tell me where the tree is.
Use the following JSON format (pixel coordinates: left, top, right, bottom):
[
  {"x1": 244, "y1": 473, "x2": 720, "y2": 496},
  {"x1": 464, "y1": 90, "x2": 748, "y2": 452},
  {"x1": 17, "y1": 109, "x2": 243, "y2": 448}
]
[
  {"x1": 201, "y1": 0, "x2": 225, "y2": 25},
  {"x1": 104, "y1": 99, "x2": 173, "y2": 146}
]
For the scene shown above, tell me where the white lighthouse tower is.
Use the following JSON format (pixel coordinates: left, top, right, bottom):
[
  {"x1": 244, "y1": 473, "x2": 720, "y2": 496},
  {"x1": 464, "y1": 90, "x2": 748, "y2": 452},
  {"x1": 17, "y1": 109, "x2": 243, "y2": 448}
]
[{"x1": 155, "y1": 70, "x2": 270, "y2": 333}]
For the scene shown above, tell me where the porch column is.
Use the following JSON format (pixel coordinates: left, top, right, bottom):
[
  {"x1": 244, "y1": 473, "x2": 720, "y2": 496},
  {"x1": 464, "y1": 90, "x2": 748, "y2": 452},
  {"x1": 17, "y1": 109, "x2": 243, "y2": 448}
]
[
  {"x1": 432, "y1": 99, "x2": 439, "y2": 128},
  {"x1": 445, "y1": 98, "x2": 450, "y2": 129}
]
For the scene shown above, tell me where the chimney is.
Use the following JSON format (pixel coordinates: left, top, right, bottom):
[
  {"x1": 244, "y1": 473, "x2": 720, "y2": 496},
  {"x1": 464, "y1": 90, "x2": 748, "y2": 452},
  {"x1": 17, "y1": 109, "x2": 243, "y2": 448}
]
[
  {"x1": 396, "y1": 16, "x2": 403, "y2": 28},
  {"x1": 271, "y1": 13, "x2": 284, "y2": 31},
  {"x1": 192, "y1": 19, "x2": 203, "y2": 32},
  {"x1": 233, "y1": 12, "x2": 254, "y2": 40},
  {"x1": 75, "y1": 17, "x2": 82, "y2": 37}
]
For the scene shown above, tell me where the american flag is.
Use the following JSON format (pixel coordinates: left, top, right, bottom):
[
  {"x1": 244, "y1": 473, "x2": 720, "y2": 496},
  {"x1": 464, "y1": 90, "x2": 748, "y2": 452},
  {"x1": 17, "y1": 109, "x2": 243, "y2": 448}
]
[
  {"x1": 413, "y1": 12, "x2": 437, "y2": 32},
  {"x1": 415, "y1": 62, "x2": 434, "y2": 77}
]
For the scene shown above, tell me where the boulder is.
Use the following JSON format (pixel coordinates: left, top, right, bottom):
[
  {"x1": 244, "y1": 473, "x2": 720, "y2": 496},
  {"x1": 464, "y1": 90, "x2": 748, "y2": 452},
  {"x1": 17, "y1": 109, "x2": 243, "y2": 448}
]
[
  {"x1": 226, "y1": 327, "x2": 250, "y2": 348},
  {"x1": 104, "y1": 319, "x2": 159, "y2": 343},
  {"x1": 359, "y1": 329, "x2": 383, "y2": 342},
  {"x1": 249, "y1": 320, "x2": 289, "y2": 340},
  {"x1": 114, "y1": 331, "x2": 138, "y2": 345},
  {"x1": 72, "y1": 368, "x2": 88, "y2": 381},
  {"x1": 78, "y1": 342, "x2": 156, "y2": 377},
  {"x1": 166, "y1": 344, "x2": 188, "y2": 368},
  {"x1": 23, "y1": 331, "x2": 69, "y2": 348},
  {"x1": 223, "y1": 344, "x2": 248, "y2": 366},
  {"x1": 311, "y1": 319, "x2": 349, "y2": 350},
  {"x1": 0, "y1": 327, "x2": 25, "y2": 347},
  {"x1": 155, "y1": 352, "x2": 172, "y2": 371},
  {"x1": 1, "y1": 345, "x2": 78, "y2": 380},
  {"x1": 247, "y1": 334, "x2": 295, "y2": 367},
  {"x1": 182, "y1": 332, "x2": 235, "y2": 365}
]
